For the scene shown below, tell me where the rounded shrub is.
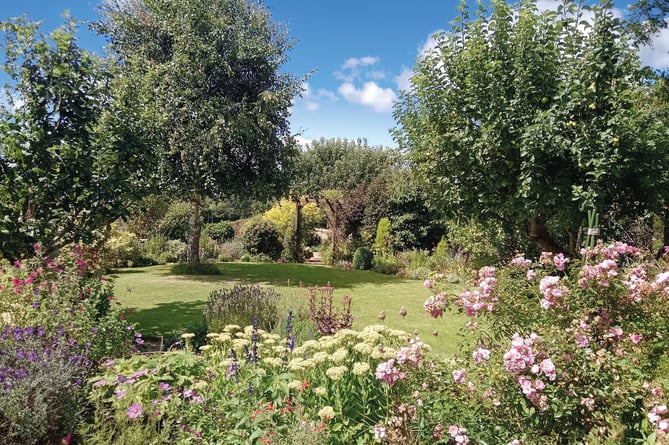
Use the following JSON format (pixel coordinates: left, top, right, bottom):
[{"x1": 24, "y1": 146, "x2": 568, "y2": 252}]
[
  {"x1": 241, "y1": 217, "x2": 283, "y2": 260},
  {"x1": 204, "y1": 221, "x2": 234, "y2": 242},
  {"x1": 352, "y1": 246, "x2": 373, "y2": 270}
]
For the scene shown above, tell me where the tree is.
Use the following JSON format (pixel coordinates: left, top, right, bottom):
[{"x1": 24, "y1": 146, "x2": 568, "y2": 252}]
[
  {"x1": 393, "y1": 0, "x2": 669, "y2": 254},
  {"x1": 0, "y1": 16, "x2": 158, "y2": 260},
  {"x1": 626, "y1": 0, "x2": 669, "y2": 45},
  {"x1": 98, "y1": 0, "x2": 303, "y2": 263},
  {"x1": 293, "y1": 137, "x2": 399, "y2": 197}
]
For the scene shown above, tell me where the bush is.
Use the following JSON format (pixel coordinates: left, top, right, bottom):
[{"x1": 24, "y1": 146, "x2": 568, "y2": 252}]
[
  {"x1": 198, "y1": 234, "x2": 220, "y2": 261},
  {"x1": 352, "y1": 246, "x2": 373, "y2": 270},
  {"x1": 373, "y1": 217, "x2": 393, "y2": 254},
  {"x1": 158, "y1": 201, "x2": 191, "y2": 241},
  {"x1": 203, "y1": 285, "x2": 281, "y2": 333},
  {"x1": 204, "y1": 221, "x2": 234, "y2": 242},
  {"x1": 0, "y1": 245, "x2": 140, "y2": 444},
  {"x1": 241, "y1": 217, "x2": 283, "y2": 260},
  {"x1": 0, "y1": 326, "x2": 92, "y2": 445},
  {"x1": 218, "y1": 240, "x2": 244, "y2": 262},
  {"x1": 371, "y1": 253, "x2": 401, "y2": 275}
]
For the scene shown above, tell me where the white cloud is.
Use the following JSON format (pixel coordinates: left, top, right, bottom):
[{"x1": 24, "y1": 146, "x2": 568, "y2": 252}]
[
  {"x1": 366, "y1": 70, "x2": 386, "y2": 80},
  {"x1": 342, "y1": 56, "x2": 378, "y2": 70},
  {"x1": 395, "y1": 66, "x2": 413, "y2": 92},
  {"x1": 297, "y1": 81, "x2": 338, "y2": 112},
  {"x1": 337, "y1": 81, "x2": 397, "y2": 112},
  {"x1": 294, "y1": 135, "x2": 312, "y2": 147},
  {"x1": 639, "y1": 25, "x2": 669, "y2": 69},
  {"x1": 420, "y1": 29, "x2": 444, "y2": 58}
]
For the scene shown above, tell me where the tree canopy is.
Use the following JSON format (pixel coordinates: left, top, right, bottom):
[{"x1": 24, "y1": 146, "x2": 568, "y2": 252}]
[
  {"x1": 393, "y1": 0, "x2": 669, "y2": 254},
  {"x1": 0, "y1": 16, "x2": 158, "y2": 260},
  {"x1": 97, "y1": 0, "x2": 303, "y2": 262}
]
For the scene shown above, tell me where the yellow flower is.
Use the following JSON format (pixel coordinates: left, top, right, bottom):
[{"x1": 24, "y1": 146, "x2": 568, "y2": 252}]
[
  {"x1": 223, "y1": 324, "x2": 241, "y2": 332},
  {"x1": 325, "y1": 365, "x2": 348, "y2": 381},
  {"x1": 262, "y1": 357, "x2": 283, "y2": 367},
  {"x1": 181, "y1": 333, "x2": 195, "y2": 339},
  {"x1": 314, "y1": 386, "x2": 327, "y2": 396},
  {"x1": 288, "y1": 380, "x2": 303, "y2": 390},
  {"x1": 331, "y1": 349, "x2": 348, "y2": 364},
  {"x1": 318, "y1": 405, "x2": 336, "y2": 419},
  {"x1": 312, "y1": 351, "x2": 329, "y2": 364},
  {"x1": 198, "y1": 345, "x2": 212, "y2": 352},
  {"x1": 352, "y1": 362, "x2": 370, "y2": 376},
  {"x1": 353, "y1": 342, "x2": 373, "y2": 355}
]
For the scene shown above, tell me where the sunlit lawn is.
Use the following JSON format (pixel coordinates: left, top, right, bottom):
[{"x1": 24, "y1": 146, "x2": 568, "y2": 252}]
[{"x1": 112, "y1": 262, "x2": 468, "y2": 357}]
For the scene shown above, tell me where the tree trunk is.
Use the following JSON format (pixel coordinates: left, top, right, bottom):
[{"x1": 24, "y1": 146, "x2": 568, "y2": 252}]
[
  {"x1": 525, "y1": 216, "x2": 566, "y2": 254},
  {"x1": 186, "y1": 193, "x2": 202, "y2": 263}
]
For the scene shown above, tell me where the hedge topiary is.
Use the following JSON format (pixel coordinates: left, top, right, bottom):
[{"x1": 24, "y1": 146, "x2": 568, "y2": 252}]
[{"x1": 352, "y1": 246, "x2": 373, "y2": 270}]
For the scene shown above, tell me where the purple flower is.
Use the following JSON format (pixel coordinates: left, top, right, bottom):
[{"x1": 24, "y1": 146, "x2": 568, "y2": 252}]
[
  {"x1": 159, "y1": 382, "x2": 171, "y2": 392},
  {"x1": 114, "y1": 388, "x2": 126, "y2": 400},
  {"x1": 127, "y1": 403, "x2": 142, "y2": 419}
]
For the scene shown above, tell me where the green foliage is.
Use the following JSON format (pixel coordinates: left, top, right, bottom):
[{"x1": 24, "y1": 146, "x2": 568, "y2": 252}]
[
  {"x1": 393, "y1": 0, "x2": 669, "y2": 254},
  {"x1": 241, "y1": 217, "x2": 283, "y2": 260},
  {"x1": 294, "y1": 137, "x2": 399, "y2": 197},
  {"x1": 264, "y1": 198, "x2": 323, "y2": 261},
  {"x1": 98, "y1": 0, "x2": 303, "y2": 263},
  {"x1": 203, "y1": 285, "x2": 281, "y2": 333},
  {"x1": 373, "y1": 217, "x2": 393, "y2": 254},
  {"x1": 444, "y1": 218, "x2": 508, "y2": 270},
  {"x1": 0, "y1": 17, "x2": 158, "y2": 260},
  {"x1": 371, "y1": 253, "x2": 401, "y2": 276},
  {"x1": 204, "y1": 221, "x2": 234, "y2": 242},
  {"x1": 218, "y1": 240, "x2": 245, "y2": 262},
  {"x1": 158, "y1": 201, "x2": 191, "y2": 241},
  {"x1": 352, "y1": 246, "x2": 373, "y2": 270}
]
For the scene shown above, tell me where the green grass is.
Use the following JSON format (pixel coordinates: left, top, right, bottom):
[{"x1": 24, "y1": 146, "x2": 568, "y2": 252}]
[{"x1": 112, "y1": 262, "x2": 468, "y2": 356}]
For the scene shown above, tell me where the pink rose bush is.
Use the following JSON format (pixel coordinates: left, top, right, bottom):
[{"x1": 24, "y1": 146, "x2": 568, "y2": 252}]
[{"x1": 413, "y1": 241, "x2": 669, "y2": 443}]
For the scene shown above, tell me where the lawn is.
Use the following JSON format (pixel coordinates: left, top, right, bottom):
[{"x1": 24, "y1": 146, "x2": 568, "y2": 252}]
[{"x1": 112, "y1": 262, "x2": 469, "y2": 357}]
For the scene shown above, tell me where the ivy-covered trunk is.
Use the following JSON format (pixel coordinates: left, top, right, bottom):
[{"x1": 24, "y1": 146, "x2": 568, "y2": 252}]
[{"x1": 186, "y1": 193, "x2": 202, "y2": 263}]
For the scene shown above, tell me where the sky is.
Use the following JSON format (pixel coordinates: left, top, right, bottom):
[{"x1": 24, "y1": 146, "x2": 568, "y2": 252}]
[{"x1": 1, "y1": 1, "x2": 668, "y2": 148}]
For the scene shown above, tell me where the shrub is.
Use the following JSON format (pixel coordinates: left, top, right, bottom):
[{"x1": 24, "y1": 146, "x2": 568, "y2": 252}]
[
  {"x1": 0, "y1": 325, "x2": 92, "y2": 445},
  {"x1": 218, "y1": 240, "x2": 244, "y2": 262},
  {"x1": 158, "y1": 201, "x2": 191, "y2": 241},
  {"x1": 372, "y1": 217, "x2": 393, "y2": 254},
  {"x1": 352, "y1": 246, "x2": 373, "y2": 270},
  {"x1": 203, "y1": 285, "x2": 281, "y2": 333},
  {"x1": 198, "y1": 234, "x2": 220, "y2": 261},
  {"x1": 241, "y1": 217, "x2": 283, "y2": 260},
  {"x1": 410, "y1": 241, "x2": 669, "y2": 443},
  {"x1": 307, "y1": 285, "x2": 353, "y2": 336},
  {"x1": 204, "y1": 221, "x2": 234, "y2": 242},
  {"x1": 371, "y1": 253, "x2": 401, "y2": 275}
]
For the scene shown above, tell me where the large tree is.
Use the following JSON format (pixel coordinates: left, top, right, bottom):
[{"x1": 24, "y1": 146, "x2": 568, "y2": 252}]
[
  {"x1": 393, "y1": 0, "x2": 669, "y2": 254},
  {"x1": 0, "y1": 16, "x2": 158, "y2": 260},
  {"x1": 98, "y1": 0, "x2": 302, "y2": 262}
]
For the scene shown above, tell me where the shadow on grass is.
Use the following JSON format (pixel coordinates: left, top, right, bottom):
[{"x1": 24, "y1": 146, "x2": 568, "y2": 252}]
[
  {"x1": 127, "y1": 300, "x2": 206, "y2": 338},
  {"x1": 161, "y1": 262, "x2": 414, "y2": 289}
]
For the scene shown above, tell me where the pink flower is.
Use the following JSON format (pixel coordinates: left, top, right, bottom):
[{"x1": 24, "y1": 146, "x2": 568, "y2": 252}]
[
  {"x1": 539, "y1": 358, "x2": 556, "y2": 381},
  {"x1": 375, "y1": 359, "x2": 406, "y2": 386},
  {"x1": 472, "y1": 347, "x2": 491, "y2": 364},
  {"x1": 609, "y1": 326, "x2": 624, "y2": 339},
  {"x1": 127, "y1": 403, "x2": 143, "y2": 419},
  {"x1": 630, "y1": 333, "x2": 643, "y2": 344},
  {"x1": 374, "y1": 425, "x2": 387, "y2": 439},
  {"x1": 553, "y1": 253, "x2": 569, "y2": 271},
  {"x1": 452, "y1": 368, "x2": 467, "y2": 384},
  {"x1": 423, "y1": 279, "x2": 432, "y2": 289},
  {"x1": 575, "y1": 335, "x2": 591, "y2": 348},
  {"x1": 424, "y1": 293, "x2": 447, "y2": 318},
  {"x1": 448, "y1": 425, "x2": 469, "y2": 444}
]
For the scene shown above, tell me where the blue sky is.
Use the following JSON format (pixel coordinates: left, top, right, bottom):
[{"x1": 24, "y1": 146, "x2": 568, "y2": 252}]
[{"x1": 1, "y1": 1, "x2": 668, "y2": 148}]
